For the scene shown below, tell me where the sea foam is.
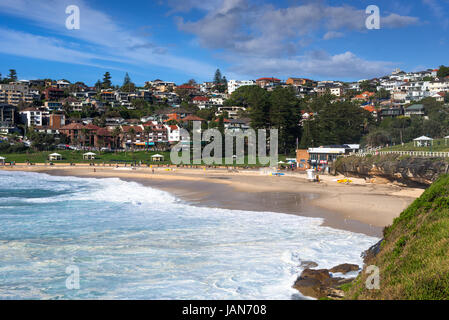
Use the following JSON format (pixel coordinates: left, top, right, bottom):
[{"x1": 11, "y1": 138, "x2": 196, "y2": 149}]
[{"x1": 0, "y1": 171, "x2": 379, "y2": 299}]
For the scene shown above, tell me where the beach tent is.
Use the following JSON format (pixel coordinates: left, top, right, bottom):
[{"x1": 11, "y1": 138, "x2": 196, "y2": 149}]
[
  {"x1": 0, "y1": 156, "x2": 5, "y2": 165},
  {"x1": 151, "y1": 154, "x2": 164, "y2": 162},
  {"x1": 48, "y1": 153, "x2": 62, "y2": 161},
  {"x1": 413, "y1": 136, "x2": 433, "y2": 147},
  {"x1": 83, "y1": 152, "x2": 96, "y2": 160}
]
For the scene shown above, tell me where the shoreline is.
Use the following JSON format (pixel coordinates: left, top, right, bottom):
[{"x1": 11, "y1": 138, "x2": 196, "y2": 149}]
[{"x1": 0, "y1": 165, "x2": 425, "y2": 237}]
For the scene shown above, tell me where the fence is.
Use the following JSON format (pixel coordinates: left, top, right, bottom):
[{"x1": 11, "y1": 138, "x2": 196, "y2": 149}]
[{"x1": 350, "y1": 150, "x2": 449, "y2": 158}]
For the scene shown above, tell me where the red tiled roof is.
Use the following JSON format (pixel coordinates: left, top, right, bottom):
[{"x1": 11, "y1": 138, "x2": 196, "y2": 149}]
[
  {"x1": 96, "y1": 127, "x2": 113, "y2": 136},
  {"x1": 193, "y1": 96, "x2": 210, "y2": 101},
  {"x1": 256, "y1": 77, "x2": 281, "y2": 82},
  {"x1": 60, "y1": 122, "x2": 86, "y2": 130},
  {"x1": 122, "y1": 125, "x2": 143, "y2": 133},
  {"x1": 363, "y1": 105, "x2": 376, "y2": 113},
  {"x1": 177, "y1": 84, "x2": 196, "y2": 89},
  {"x1": 182, "y1": 115, "x2": 205, "y2": 121},
  {"x1": 85, "y1": 124, "x2": 100, "y2": 131}
]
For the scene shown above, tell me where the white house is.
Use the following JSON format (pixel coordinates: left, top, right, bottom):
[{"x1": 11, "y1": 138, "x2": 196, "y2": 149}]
[
  {"x1": 20, "y1": 108, "x2": 43, "y2": 127},
  {"x1": 227, "y1": 80, "x2": 256, "y2": 94},
  {"x1": 330, "y1": 87, "x2": 344, "y2": 97},
  {"x1": 216, "y1": 106, "x2": 246, "y2": 119},
  {"x1": 209, "y1": 96, "x2": 224, "y2": 106},
  {"x1": 165, "y1": 124, "x2": 181, "y2": 143}
]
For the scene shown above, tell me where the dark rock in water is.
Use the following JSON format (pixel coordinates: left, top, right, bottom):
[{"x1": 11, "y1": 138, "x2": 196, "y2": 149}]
[
  {"x1": 362, "y1": 239, "x2": 383, "y2": 264},
  {"x1": 299, "y1": 260, "x2": 319, "y2": 269},
  {"x1": 329, "y1": 263, "x2": 360, "y2": 274},
  {"x1": 299, "y1": 268, "x2": 331, "y2": 282},
  {"x1": 293, "y1": 277, "x2": 323, "y2": 298},
  {"x1": 294, "y1": 265, "x2": 358, "y2": 299}
]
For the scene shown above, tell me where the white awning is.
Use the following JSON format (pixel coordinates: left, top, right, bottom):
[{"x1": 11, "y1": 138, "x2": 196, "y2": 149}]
[
  {"x1": 413, "y1": 136, "x2": 433, "y2": 141},
  {"x1": 152, "y1": 154, "x2": 164, "y2": 158},
  {"x1": 83, "y1": 152, "x2": 97, "y2": 156},
  {"x1": 0, "y1": 156, "x2": 5, "y2": 160},
  {"x1": 49, "y1": 153, "x2": 62, "y2": 156}
]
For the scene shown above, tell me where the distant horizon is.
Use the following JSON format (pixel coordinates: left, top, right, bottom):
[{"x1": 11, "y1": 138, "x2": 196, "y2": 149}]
[{"x1": 1, "y1": 66, "x2": 443, "y2": 88}]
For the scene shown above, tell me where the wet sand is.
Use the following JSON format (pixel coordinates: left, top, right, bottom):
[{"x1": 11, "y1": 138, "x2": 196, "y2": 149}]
[{"x1": 0, "y1": 165, "x2": 425, "y2": 237}]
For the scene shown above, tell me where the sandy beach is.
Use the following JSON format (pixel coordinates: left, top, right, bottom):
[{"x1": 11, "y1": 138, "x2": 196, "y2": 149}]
[{"x1": 0, "y1": 164, "x2": 425, "y2": 238}]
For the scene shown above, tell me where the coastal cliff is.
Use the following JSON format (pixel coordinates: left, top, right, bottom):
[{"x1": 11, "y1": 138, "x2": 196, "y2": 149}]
[
  {"x1": 333, "y1": 154, "x2": 449, "y2": 186},
  {"x1": 346, "y1": 174, "x2": 449, "y2": 299}
]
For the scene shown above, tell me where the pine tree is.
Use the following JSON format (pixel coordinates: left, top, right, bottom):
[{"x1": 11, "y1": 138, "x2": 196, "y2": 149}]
[
  {"x1": 8, "y1": 69, "x2": 17, "y2": 82},
  {"x1": 121, "y1": 73, "x2": 135, "y2": 92},
  {"x1": 123, "y1": 73, "x2": 131, "y2": 86},
  {"x1": 214, "y1": 69, "x2": 222, "y2": 84},
  {"x1": 102, "y1": 72, "x2": 112, "y2": 89}
]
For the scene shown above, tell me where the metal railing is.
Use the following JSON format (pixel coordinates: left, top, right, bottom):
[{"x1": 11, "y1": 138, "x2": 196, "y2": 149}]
[{"x1": 350, "y1": 150, "x2": 449, "y2": 158}]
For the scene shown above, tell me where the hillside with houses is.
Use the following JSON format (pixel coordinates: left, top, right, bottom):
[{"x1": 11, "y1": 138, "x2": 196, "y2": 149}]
[{"x1": 1, "y1": 66, "x2": 449, "y2": 162}]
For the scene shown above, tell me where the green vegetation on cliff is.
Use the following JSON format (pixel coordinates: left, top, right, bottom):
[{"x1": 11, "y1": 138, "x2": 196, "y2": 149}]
[{"x1": 348, "y1": 174, "x2": 449, "y2": 299}]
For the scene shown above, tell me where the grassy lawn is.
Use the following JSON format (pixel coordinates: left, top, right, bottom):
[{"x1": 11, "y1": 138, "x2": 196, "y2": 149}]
[
  {"x1": 0, "y1": 150, "x2": 289, "y2": 167},
  {"x1": 347, "y1": 174, "x2": 449, "y2": 299},
  {"x1": 381, "y1": 138, "x2": 449, "y2": 152}
]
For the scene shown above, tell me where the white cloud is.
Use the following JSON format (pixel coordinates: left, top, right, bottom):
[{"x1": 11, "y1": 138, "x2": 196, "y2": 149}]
[
  {"x1": 0, "y1": 0, "x2": 217, "y2": 80},
  {"x1": 226, "y1": 51, "x2": 395, "y2": 80},
  {"x1": 422, "y1": 0, "x2": 449, "y2": 28},
  {"x1": 175, "y1": 0, "x2": 418, "y2": 78},
  {"x1": 323, "y1": 31, "x2": 344, "y2": 40}
]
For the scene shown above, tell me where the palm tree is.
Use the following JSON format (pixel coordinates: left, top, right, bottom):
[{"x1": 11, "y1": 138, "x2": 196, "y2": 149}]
[
  {"x1": 112, "y1": 126, "x2": 122, "y2": 152},
  {"x1": 81, "y1": 128, "x2": 89, "y2": 149},
  {"x1": 144, "y1": 126, "x2": 152, "y2": 151},
  {"x1": 128, "y1": 127, "x2": 136, "y2": 152}
]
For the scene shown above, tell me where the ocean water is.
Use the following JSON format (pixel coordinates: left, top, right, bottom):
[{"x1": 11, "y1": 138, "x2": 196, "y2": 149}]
[{"x1": 0, "y1": 171, "x2": 379, "y2": 300}]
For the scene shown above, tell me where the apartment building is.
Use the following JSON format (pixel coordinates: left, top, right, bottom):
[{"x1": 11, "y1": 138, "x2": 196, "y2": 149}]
[
  {"x1": 0, "y1": 103, "x2": 17, "y2": 134},
  {"x1": 44, "y1": 87, "x2": 64, "y2": 101},
  {"x1": 256, "y1": 77, "x2": 281, "y2": 89},
  {"x1": 44, "y1": 101, "x2": 63, "y2": 112},
  {"x1": 19, "y1": 108, "x2": 43, "y2": 127},
  {"x1": 0, "y1": 82, "x2": 34, "y2": 106}
]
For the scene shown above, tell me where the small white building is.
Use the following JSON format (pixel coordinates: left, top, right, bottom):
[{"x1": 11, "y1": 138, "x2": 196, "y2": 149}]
[
  {"x1": 48, "y1": 153, "x2": 62, "y2": 161},
  {"x1": 83, "y1": 152, "x2": 96, "y2": 160},
  {"x1": 413, "y1": 136, "x2": 433, "y2": 147},
  {"x1": 151, "y1": 154, "x2": 164, "y2": 162}
]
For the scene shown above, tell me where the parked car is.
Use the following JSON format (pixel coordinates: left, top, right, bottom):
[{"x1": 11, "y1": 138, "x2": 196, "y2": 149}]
[{"x1": 56, "y1": 144, "x2": 69, "y2": 150}]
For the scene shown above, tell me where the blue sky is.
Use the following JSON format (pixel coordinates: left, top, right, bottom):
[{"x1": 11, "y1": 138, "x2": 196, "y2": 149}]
[{"x1": 0, "y1": 0, "x2": 448, "y2": 86}]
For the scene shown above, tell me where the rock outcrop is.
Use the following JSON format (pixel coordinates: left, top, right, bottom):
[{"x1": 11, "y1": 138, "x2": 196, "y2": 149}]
[
  {"x1": 293, "y1": 264, "x2": 360, "y2": 299},
  {"x1": 329, "y1": 263, "x2": 360, "y2": 274},
  {"x1": 334, "y1": 154, "x2": 449, "y2": 186}
]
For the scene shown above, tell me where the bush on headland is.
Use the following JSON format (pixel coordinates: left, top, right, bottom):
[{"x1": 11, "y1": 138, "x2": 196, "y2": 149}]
[{"x1": 347, "y1": 174, "x2": 449, "y2": 299}]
